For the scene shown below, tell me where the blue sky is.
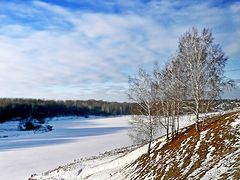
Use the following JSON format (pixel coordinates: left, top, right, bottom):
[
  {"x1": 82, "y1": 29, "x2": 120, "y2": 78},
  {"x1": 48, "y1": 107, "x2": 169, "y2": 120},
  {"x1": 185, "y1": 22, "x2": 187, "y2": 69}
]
[{"x1": 0, "y1": 0, "x2": 239, "y2": 101}]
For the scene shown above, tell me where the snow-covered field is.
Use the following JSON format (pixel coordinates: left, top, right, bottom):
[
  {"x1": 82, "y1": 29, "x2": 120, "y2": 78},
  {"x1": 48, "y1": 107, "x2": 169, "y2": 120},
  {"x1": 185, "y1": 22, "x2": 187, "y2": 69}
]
[
  {"x1": 0, "y1": 116, "x2": 132, "y2": 180},
  {"x1": 31, "y1": 112, "x2": 225, "y2": 180},
  {"x1": 0, "y1": 113, "x2": 219, "y2": 180}
]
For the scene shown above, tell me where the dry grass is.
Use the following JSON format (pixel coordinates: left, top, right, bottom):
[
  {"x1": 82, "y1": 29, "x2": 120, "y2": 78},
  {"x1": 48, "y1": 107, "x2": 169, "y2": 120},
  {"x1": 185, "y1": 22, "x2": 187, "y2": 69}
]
[{"x1": 125, "y1": 111, "x2": 240, "y2": 180}]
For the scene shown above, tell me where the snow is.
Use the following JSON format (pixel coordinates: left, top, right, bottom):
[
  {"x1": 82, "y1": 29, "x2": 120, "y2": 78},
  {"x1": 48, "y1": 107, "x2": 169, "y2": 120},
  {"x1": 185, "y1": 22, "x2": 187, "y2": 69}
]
[
  {"x1": 189, "y1": 113, "x2": 240, "y2": 179},
  {"x1": 177, "y1": 136, "x2": 193, "y2": 167},
  {"x1": 182, "y1": 129, "x2": 209, "y2": 175},
  {"x1": 78, "y1": 136, "x2": 165, "y2": 180},
  {"x1": 79, "y1": 143, "x2": 147, "y2": 179},
  {"x1": 201, "y1": 148, "x2": 240, "y2": 180},
  {"x1": 189, "y1": 145, "x2": 216, "y2": 178},
  {"x1": 0, "y1": 121, "x2": 33, "y2": 138},
  {"x1": 206, "y1": 146, "x2": 215, "y2": 161},
  {"x1": 0, "y1": 112, "x2": 222, "y2": 180},
  {"x1": 33, "y1": 113, "x2": 212, "y2": 180},
  {"x1": 0, "y1": 116, "x2": 132, "y2": 180},
  {"x1": 230, "y1": 118, "x2": 240, "y2": 127}
]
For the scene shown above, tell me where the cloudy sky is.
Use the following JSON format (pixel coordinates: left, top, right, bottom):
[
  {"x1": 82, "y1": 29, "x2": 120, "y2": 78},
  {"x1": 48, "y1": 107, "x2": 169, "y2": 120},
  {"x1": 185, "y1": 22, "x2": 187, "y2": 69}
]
[{"x1": 0, "y1": 0, "x2": 239, "y2": 101}]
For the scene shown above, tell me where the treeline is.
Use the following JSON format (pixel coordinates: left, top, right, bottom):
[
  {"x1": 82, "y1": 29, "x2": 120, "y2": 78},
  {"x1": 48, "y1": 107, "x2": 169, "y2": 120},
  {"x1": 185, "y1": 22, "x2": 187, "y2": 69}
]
[{"x1": 0, "y1": 98, "x2": 133, "y2": 123}]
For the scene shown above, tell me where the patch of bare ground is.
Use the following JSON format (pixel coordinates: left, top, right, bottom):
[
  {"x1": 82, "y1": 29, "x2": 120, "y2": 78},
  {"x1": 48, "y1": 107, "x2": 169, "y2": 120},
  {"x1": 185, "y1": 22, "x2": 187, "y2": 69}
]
[{"x1": 125, "y1": 111, "x2": 240, "y2": 180}]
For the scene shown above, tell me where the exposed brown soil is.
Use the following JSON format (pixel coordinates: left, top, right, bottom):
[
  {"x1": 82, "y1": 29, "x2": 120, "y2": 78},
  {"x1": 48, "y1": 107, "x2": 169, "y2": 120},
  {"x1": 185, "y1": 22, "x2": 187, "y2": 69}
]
[{"x1": 124, "y1": 111, "x2": 240, "y2": 180}]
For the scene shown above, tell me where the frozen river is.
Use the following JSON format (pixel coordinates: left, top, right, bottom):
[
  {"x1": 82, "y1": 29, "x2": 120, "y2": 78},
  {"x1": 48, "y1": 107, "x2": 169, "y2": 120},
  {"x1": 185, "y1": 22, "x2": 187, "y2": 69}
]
[{"x1": 0, "y1": 116, "x2": 132, "y2": 180}]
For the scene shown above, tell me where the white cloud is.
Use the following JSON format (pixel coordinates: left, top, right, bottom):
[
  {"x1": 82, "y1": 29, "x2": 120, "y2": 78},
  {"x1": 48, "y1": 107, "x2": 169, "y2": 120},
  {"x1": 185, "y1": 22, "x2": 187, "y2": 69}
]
[
  {"x1": 0, "y1": 17, "x2": 164, "y2": 101},
  {"x1": 0, "y1": 0, "x2": 239, "y2": 101}
]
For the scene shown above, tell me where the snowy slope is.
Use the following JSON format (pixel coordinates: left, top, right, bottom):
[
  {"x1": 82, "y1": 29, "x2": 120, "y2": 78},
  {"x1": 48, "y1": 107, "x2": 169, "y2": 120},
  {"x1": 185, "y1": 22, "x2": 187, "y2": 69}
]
[
  {"x1": 124, "y1": 111, "x2": 240, "y2": 180},
  {"x1": 29, "y1": 112, "x2": 231, "y2": 180}
]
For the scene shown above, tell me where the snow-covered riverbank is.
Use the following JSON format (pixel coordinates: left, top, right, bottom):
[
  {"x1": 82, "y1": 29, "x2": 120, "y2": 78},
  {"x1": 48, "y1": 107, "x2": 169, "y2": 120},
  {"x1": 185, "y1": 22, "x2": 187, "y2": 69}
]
[
  {"x1": 0, "y1": 116, "x2": 132, "y2": 180},
  {"x1": 0, "y1": 112, "x2": 220, "y2": 180},
  {"x1": 31, "y1": 111, "x2": 239, "y2": 180}
]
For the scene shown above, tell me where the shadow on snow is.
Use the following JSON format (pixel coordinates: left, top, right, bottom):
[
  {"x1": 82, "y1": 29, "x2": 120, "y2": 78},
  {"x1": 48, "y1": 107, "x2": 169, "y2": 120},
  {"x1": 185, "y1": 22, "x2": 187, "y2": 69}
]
[{"x1": 0, "y1": 126, "x2": 127, "y2": 151}]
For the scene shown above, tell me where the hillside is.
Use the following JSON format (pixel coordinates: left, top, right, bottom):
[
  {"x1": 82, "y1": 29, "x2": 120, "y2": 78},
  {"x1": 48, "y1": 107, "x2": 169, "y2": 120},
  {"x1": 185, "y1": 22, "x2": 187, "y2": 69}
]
[
  {"x1": 30, "y1": 111, "x2": 240, "y2": 180},
  {"x1": 125, "y1": 111, "x2": 240, "y2": 180}
]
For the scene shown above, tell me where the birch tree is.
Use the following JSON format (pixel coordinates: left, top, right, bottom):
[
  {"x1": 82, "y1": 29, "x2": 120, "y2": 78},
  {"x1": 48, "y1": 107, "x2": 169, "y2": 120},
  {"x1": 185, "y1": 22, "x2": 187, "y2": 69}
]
[
  {"x1": 153, "y1": 59, "x2": 185, "y2": 139},
  {"x1": 128, "y1": 68, "x2": 157, "y2": 155},
  {"x1": 177, "y1": 27, "x2": 228, "y2": 131},
  {"x1": 152, "y1": 62, "x2": 170, "y2": 139}
]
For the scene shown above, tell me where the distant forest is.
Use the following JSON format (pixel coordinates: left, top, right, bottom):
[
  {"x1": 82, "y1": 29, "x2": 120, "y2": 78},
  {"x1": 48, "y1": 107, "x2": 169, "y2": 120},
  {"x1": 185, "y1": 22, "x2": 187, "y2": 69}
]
[
  {"x1": 0, "y1": 98, "x2": 239, "y2": 123},
  {"x1": 0, "y1": 98, "x2": 133, "y2": 123}
]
